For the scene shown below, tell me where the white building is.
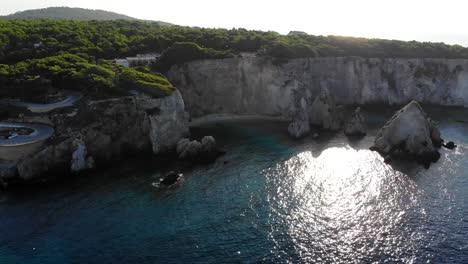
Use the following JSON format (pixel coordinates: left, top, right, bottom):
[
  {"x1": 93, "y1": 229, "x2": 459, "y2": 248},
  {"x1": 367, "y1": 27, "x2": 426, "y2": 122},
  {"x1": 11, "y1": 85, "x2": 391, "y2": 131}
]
[
  {"x1": 33, "y1": 42, "x2": 44, "y2": 48},
  {"x1": 114, "y1": 53, "x2": 161, "y2": 68},
  {"x1": 114, "y1": 59, "x2": 130, "y2": 68}
]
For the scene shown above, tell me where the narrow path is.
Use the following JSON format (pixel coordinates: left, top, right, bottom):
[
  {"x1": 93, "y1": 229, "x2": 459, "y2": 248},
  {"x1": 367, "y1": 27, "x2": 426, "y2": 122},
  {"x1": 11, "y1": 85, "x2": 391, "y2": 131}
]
[{"x1": 1, "y1": 91, "x2": 82, "y2": 113}]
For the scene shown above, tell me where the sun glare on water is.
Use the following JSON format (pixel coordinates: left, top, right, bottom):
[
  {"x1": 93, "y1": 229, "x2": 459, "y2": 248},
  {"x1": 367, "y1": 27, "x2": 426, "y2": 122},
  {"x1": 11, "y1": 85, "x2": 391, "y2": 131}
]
[{"x1": 264, "y1": 146, "x2": 429, "y2": 262}]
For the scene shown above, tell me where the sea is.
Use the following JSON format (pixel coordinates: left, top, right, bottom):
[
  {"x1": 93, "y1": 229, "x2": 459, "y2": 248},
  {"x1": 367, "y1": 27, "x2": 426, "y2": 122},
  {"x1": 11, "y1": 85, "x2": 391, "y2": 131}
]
[{"x1": 1, "y1": 106, "x2": 467, "y2": 263}]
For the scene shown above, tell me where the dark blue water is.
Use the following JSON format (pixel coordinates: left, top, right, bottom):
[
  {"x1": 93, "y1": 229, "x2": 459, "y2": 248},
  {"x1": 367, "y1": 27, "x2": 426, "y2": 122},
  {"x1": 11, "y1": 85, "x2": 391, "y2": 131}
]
[{"x1": 1, "y1": 109, "x2": 468, "y2": 263}]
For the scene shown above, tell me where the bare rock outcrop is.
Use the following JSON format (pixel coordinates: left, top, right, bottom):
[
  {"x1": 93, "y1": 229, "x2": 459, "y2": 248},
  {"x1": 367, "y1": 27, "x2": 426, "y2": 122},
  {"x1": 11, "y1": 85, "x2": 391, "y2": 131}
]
[
  {"x1": 176, "y1": 136, "x2": 222, "y2": 162},
  {"x1": 1, "y1": 90, "x2": 190, "y2": 184},
  {"x1": 370, "y1": 101, "x2": 441, "y2": 167},
  {"x1": 287, "y1": 89, "x2": 343, "y2": 138},
  {"x1": 309, "y1": 87, "x2": 341, "y2": 131},
  {"x1": 17, "y1": 138, "x2": 75, "y2": 180},
  {"x1": 70, "y1": 138, "x2": 94, "y2": 172},
  {"x1": 288, "y1": 110, "x2": 310, "y2": 139},
  {"x1": 168, "y1": 57, "x2": 468, "y2": 120}
]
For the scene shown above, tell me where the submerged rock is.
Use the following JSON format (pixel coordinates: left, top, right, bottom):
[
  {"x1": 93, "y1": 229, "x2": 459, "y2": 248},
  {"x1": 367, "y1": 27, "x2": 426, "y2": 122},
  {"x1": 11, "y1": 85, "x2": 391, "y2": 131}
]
[
  {"x1": 344, "y1": 107, "x2": 367, "y2": 137},
  {"x1": 309, "y1": 87, "x2": 341, "y2": 131},
  {"x1": 371, "y1": 101, "x2": 441, "y2": 168},
  {"x1": 443, "y1": 141, "x2": 457, "y2": 150},
  {"x1": 160, "y1": 171, "x2": 182, "y2": 186}
]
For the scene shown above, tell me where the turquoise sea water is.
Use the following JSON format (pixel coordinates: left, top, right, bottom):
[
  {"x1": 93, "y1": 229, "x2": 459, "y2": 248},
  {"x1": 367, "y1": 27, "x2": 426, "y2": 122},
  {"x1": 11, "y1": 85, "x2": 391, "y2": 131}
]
[{"x1": 1, "y1": 108, "x2": 468, "y2": 263}]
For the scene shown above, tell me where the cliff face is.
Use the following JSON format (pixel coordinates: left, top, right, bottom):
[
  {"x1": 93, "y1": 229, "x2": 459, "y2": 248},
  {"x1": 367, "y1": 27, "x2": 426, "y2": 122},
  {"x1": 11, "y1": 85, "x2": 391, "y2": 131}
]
[
  {"x1": 168, "y1": 57, "x2": 468, "y2": 118},
  {"x1": 2, "y1": 91, "x2": 189, "y2": 182}
]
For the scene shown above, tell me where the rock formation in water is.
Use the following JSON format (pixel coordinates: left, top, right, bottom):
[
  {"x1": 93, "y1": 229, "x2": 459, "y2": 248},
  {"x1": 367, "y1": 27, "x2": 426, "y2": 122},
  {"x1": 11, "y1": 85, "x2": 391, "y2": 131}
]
[
  {"x1": 370, "y1": 101, "x2": 441, "y2": 168},
  {"x1": 168, "y1": 57, "x2": 468, "y2": 119},
  {"x1": 309, "y1": 87, "x2": 341, "y2": 130},
  {"x1": 176, "y1": 136, "x2": 221, "y2": 162},
  {"x1": 288, "y1": 112, "x2": 310, "y2": 138},
  {"x1": 287, "y1": 87, "x2": 343, "y2": 138},
  {"x1": 160, "y1": 171, "x2": 182, "y2": 186},
  {"x1": 288, "y1": 97, "x2": 310, "y2": 138},
  {"x1": 443, "y1": 141, "x2": 457, "y2": 150},
  {"x1": 1, "y1": 91, "x2": 190, "y2": 183},
  {"x1": 344, "y1": 107, "x2": 367, "y2": 136}
]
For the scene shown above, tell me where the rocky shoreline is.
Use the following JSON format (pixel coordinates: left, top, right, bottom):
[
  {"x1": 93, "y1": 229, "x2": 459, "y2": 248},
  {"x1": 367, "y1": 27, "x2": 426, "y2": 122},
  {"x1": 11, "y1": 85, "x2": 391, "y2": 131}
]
[
  {"x1": 2, "y1": 56, "x2": 466, "y2": 186},
  {"x1": 0, "y1": 91, "x2": 190, "y2": 187}
]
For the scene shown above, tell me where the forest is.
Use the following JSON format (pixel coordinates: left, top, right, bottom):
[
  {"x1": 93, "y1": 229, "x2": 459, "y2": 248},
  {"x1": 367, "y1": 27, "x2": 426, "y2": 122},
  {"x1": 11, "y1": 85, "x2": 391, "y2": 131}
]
[
  {"x1": 0, "y1": 54, "x2": 174, "y2": 99},
  {"x1": 1, "y1": 19, "x2": 468, "y2": 98},
  {"x1": 2, "y1": 19, "x2": 468, "y2": 64}
]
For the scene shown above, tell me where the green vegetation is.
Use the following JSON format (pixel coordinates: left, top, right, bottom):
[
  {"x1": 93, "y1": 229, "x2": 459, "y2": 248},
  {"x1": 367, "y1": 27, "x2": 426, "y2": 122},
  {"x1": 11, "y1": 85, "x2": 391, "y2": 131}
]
[
  {"x1": 0, "y1": 54, "x2": 172, "y2": 99},
  {"x1": 154, "y1": 42, "x2": 234, "y2": 72},
  {"x1": 2, "y1": 20, "x2": 468, "y2": 66},
  {"x1": 119, "y1": 68, "x2": 174, "y2": 97},
  {"x1": 1, "y1": 19, "x2": 468, "y2": 100},
  {"x1": 1, "y1": 7, "x2": 137, "y2": 21}
]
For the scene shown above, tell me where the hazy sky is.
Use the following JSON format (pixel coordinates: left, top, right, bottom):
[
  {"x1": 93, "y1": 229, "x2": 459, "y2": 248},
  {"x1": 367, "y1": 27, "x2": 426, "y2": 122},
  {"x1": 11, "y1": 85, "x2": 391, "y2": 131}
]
[{"x1": 1, "y1": 0, "x2": 467, "y2": 46}]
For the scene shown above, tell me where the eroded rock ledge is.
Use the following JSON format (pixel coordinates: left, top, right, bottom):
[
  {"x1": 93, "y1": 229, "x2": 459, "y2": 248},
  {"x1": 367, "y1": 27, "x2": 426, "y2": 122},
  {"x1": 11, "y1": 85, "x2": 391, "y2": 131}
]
[{"x1": 1, "y1": 91, "x2": 189, "y2": 185}]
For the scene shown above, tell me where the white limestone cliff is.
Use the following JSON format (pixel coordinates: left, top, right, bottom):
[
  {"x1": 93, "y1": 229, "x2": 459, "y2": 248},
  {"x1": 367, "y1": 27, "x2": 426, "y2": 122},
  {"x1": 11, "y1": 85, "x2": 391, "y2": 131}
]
[{"x1": 168, "y1": 57, "x2": 468, "y2": 119}]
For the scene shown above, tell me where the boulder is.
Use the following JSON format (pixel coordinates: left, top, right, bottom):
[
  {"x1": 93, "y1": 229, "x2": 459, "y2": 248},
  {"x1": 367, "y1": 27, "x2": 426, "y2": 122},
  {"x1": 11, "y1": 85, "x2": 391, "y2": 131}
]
[
  {"x1": 443, "y1": 141, "x2": 457, "y2": 150},
  {"x1": 371, "y1": 101, "x2": 441, "y2": 167},
  {"x1": 309, "y1": 87, "x2": 341, "y2": 130},
  {"x1": 176, "y1": 138, "x2": 190, "y2": 154},
  {"x1": 160, "y1": 171, "x2": 182, "y2": 186},
  {"x1": 201, "y1": 136, "x2": 217, "y2": 153},
  {"x1": 179, "y1": 140, "x2": 202, "y2": 159},
  {"x1": 176, "y1": 136, "x2": 222, "y2": 162},
  {"x1": 344, "y1": 107, "x2": 367, "y2": 136}
]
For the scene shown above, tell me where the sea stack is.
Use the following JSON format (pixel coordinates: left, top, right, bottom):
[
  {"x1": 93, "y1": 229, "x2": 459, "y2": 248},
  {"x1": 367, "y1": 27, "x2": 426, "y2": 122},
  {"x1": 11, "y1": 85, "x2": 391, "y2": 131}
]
[
  {"x1": 371, "y1": 101, "x2": 441, "y2": 168},
  {"x1": 309, "y1": 87, "x2": 341, "y2": 131}
]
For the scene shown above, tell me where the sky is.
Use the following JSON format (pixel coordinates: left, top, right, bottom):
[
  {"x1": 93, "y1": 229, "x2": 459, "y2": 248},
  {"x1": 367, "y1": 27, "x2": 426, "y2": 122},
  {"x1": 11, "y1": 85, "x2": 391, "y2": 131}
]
[{"x1": 1, "y1": 0, "x2": 467, "y2": 46}]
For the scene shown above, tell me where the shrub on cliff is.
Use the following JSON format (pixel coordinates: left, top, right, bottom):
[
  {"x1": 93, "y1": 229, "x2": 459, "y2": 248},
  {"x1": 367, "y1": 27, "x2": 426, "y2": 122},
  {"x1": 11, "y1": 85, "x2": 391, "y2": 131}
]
[
  {"x1": 262, "y1": 39, "x2": 318, "y2": 59},
  {"x1": 154, "y1": 42, "x2": 234, "y2": 72},
  {"x1": 119, "y1": 68, "x2": 175, "y2": 97},
  {"x1": 0, "y1": 54, "x2": 120, "y2": 98},
  {"x1": 0, "y1": 53, "x2": 175, "y2": 99}
]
